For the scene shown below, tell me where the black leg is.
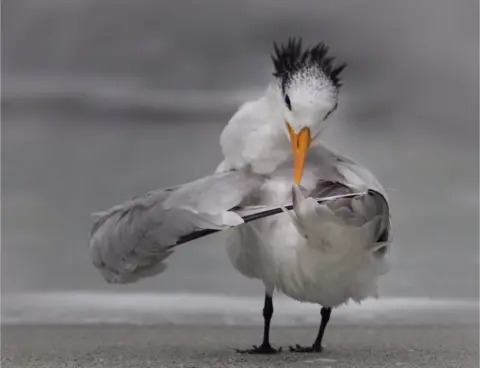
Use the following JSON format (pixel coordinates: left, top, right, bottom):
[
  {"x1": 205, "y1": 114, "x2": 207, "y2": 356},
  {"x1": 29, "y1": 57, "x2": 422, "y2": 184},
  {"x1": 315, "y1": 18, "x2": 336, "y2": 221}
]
[
  {"x1": 290, "y1": 307, "x2": 332, "y2": 353},
  {"x1": 236, "y1": 294, "x2": 281, "y2": 354},
  {"x1": 261, "y1": 293, "x2": 273, "y2": 346},
  {"x1": 313, "y1": 307, "x2": 332, "y2": 351}
]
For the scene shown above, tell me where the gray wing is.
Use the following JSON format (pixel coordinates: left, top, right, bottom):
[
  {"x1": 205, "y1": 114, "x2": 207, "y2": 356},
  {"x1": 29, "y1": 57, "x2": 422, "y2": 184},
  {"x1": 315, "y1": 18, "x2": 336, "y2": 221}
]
[
  {"x1": 306, "y1": 180, "x2": 391, "y2": 251},
  {"x1": 304, "y1": 144, "x2": 391, "y2": 248},
  {"x1": 89, "y1": 169, "x2": 263, "y2": 284}
]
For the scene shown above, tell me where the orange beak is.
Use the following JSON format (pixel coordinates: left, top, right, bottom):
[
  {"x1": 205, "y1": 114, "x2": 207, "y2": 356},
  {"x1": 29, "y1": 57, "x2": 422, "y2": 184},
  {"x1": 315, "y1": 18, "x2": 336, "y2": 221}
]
[{"x1": 287, "y1": 123, "x2": 311, "y2": 185}]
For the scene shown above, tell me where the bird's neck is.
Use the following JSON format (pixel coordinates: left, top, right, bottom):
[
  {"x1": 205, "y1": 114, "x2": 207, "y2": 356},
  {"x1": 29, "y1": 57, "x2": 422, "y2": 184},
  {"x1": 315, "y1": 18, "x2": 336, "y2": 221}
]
[{"x1": 219, "y1": 83, "x2": 292, "y2": 174}]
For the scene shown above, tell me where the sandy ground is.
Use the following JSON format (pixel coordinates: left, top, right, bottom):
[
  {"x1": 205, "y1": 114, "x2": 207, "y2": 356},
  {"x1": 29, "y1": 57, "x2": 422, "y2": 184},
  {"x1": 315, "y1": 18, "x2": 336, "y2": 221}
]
[{"x1": 1, "y1": 324, "x2": 478, "y2": 368}]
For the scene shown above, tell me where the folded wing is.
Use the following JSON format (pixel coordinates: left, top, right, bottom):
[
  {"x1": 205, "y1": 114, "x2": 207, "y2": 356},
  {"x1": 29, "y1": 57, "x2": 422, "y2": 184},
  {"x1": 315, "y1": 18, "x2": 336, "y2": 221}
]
[{"x1": 293, "y1": 180, "x2": 391, "y2": 254}]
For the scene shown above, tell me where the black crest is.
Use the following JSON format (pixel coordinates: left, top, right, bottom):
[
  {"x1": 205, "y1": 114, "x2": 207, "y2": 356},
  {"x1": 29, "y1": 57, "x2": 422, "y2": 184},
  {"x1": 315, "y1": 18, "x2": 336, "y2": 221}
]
[{"x1": 271, "y1": 37, "x2": 346, "y2": 93}]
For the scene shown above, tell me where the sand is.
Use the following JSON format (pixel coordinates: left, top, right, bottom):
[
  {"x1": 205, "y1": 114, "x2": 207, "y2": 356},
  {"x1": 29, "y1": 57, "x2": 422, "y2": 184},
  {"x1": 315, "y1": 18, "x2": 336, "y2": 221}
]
[{"x1": 2, "y1": 324, "x2": 478, "y2": 368}]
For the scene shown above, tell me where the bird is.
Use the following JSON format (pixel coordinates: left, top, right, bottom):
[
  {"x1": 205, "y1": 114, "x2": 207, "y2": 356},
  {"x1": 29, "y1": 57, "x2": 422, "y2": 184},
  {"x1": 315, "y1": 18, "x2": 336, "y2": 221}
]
[{"x1": 89, "y1": 37, "x2": 392, "y2": 354}]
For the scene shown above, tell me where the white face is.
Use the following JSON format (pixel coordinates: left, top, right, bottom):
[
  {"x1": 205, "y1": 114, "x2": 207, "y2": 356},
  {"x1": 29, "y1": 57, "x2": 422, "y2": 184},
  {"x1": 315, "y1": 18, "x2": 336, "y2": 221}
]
[{"x1": 281, "y1": 67, "x2": 339, "y2": 139}]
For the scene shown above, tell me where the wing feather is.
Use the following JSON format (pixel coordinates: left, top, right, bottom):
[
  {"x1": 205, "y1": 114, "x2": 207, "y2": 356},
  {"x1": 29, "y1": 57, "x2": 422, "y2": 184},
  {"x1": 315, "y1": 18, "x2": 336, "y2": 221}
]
[
  {"x1": 89, "y1": 169, "x2": 262, "y2": 284},
  {"x1": 304, "y1": 181, "x2": 392, "y2": 248}
]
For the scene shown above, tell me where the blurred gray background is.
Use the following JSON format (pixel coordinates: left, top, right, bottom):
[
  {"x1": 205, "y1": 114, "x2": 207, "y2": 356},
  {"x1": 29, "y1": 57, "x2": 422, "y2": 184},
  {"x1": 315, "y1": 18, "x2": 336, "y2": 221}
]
[{"x1": 2, "y1": 0, "x2": 478, "y2": 319}]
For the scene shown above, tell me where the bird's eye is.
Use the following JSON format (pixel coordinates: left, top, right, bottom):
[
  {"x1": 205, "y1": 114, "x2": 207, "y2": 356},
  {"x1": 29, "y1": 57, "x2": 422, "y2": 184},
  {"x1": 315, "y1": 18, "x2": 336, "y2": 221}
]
[{"x1": 284, "y1": 94, "x2": 292, "y2": 110}]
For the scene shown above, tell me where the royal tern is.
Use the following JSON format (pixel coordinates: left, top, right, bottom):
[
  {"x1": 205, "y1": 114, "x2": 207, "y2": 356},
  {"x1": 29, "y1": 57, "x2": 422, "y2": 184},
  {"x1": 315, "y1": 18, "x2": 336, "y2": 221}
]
[{"x1": 90, "y1": 38, "x2": 392, "y2": 354}]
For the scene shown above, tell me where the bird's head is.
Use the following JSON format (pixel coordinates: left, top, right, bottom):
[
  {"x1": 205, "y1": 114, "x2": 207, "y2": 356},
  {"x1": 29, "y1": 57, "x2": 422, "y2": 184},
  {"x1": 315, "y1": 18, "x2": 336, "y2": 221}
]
[{"x1": 271, "y1": 38, "x2": 346, "y2": 185}]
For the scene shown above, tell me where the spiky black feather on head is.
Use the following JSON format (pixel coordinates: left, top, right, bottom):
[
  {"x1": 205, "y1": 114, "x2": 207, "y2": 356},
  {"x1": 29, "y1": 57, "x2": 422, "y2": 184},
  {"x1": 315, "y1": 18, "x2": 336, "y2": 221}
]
[{"x1": 271, "y1": 37, "x2": 346, "y2": 93}]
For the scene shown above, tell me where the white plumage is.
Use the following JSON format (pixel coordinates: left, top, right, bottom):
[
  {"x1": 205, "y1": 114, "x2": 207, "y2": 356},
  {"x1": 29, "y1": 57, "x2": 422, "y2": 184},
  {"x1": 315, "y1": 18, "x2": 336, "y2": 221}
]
[{"x1": 89, "y1": 38, "x2": 392, "y2": 353}]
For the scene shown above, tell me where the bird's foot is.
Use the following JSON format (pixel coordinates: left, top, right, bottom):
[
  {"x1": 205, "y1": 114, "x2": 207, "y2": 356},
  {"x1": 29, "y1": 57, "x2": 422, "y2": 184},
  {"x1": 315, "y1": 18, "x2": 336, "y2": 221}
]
[
  {"x1": 289, "y1": 344, "x2": 322, "y2": 353},
  {"x1": 235, "y1": 344, "x2": 282, "y2": 354}
]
